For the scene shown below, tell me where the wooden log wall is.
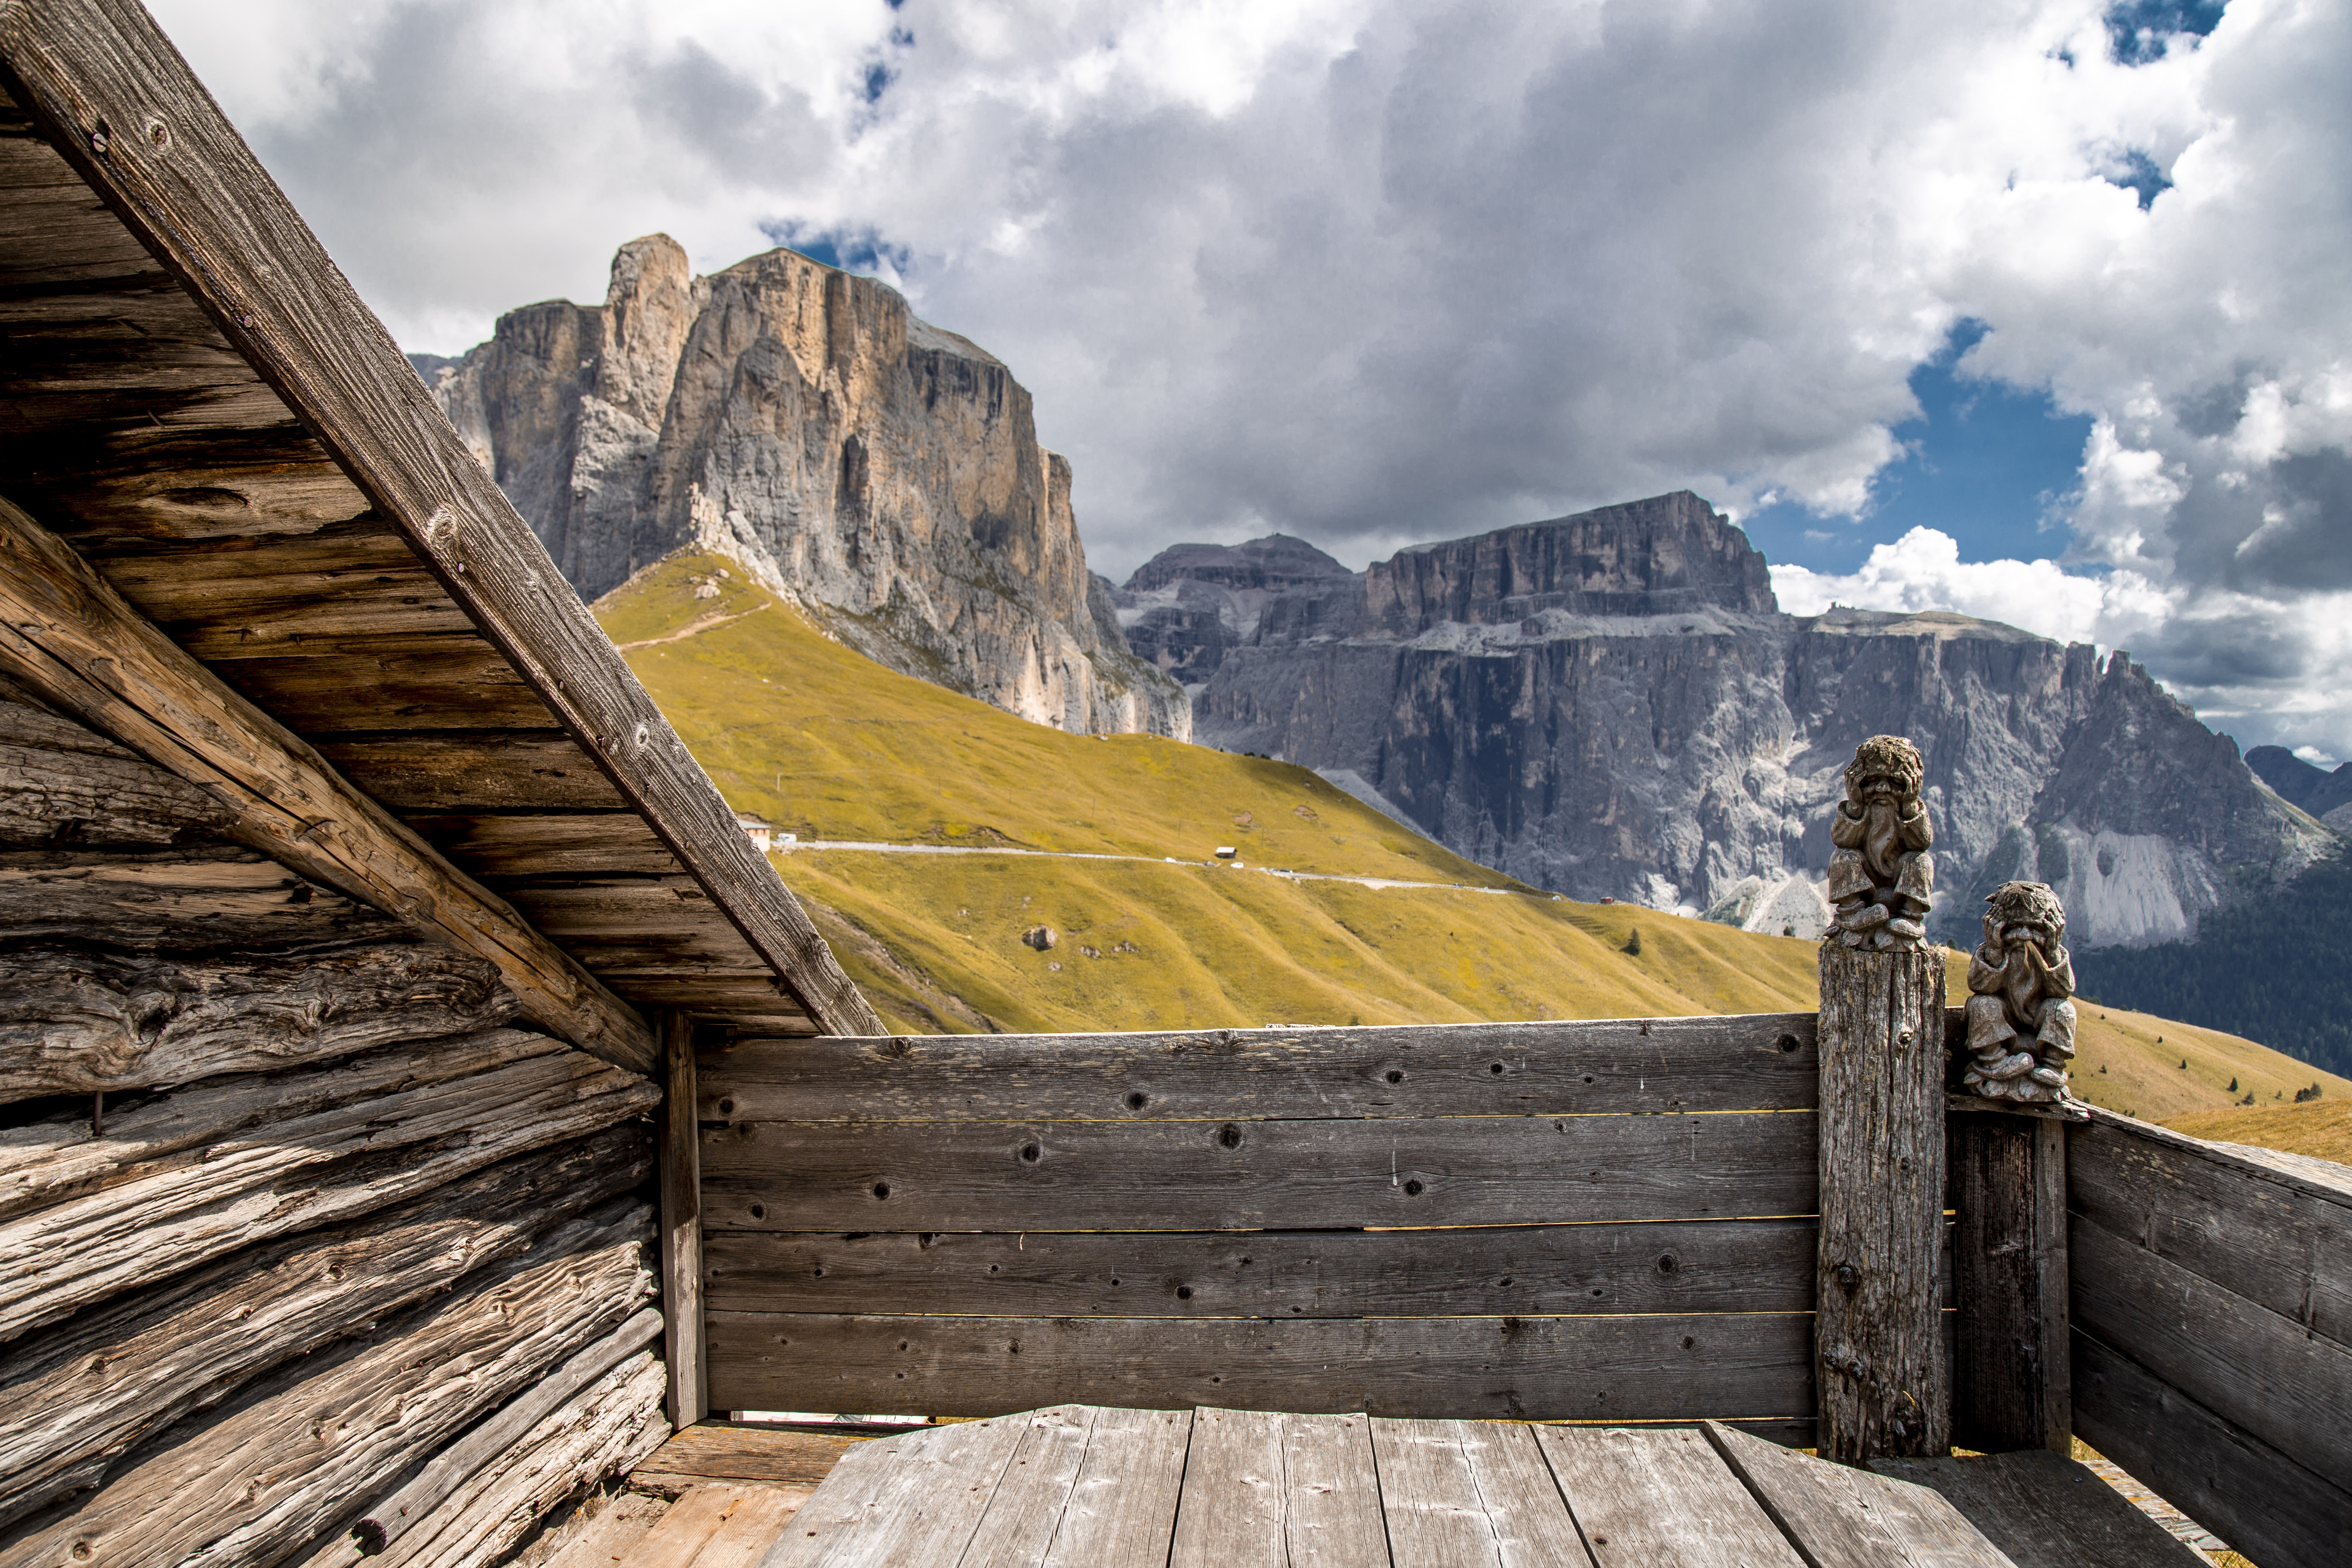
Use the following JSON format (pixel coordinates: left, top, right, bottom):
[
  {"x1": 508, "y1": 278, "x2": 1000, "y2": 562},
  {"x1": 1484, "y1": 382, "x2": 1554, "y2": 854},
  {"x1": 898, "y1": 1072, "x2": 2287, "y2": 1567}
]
[
  {"x1": 2067, "y1": 1107, "x2": 2352, "y2": 1568},
  {"x1": 0, "y1": 700, "x2": 673, "y2": 1564},
  {"x1": 700, "y1": 1015, "x2": 1826, "y2": 1434}
]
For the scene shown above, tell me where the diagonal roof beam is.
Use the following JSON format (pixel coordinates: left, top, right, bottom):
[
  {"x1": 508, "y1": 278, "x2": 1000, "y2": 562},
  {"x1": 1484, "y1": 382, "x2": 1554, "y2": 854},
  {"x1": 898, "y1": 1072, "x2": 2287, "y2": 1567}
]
[
  {"x1": 0, "y1": 0, "x2": 885, "y2": 1038},
  {"x1": 0, "y1": 494, "x2": 657, "y2": 1074}
]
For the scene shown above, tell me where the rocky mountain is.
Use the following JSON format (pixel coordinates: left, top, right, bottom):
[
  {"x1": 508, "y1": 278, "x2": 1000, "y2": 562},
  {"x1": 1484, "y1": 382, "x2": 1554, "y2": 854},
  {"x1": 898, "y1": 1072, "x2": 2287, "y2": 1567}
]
[
  {"x1": 1143, "y1": 491, "x2": 2330, "y2": 952},
  {"x1": 418, "y1": 236, "x2": 1187, "y2": 739},
  {"x1": 2246, "y1": 745, "x2": 2352, "y2": 829}
]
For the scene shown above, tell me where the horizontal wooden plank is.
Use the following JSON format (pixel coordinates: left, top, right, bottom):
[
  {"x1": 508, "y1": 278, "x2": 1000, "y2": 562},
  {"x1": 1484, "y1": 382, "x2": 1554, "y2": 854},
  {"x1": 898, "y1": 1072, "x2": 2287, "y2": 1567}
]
[
  {"x1": 600, "y1": 972, "x2": 815, "y2": 1028},
  {"x1": 704, "y1": 1218, "x2": 1817, "y2": 1318},
  {"x1": 0, "y1": 732, "x2": 239, "y2": 845},
  {"x1": 0, "y1": 845, "x2": 396, "y2": 949},
  {"x1": 90, "y1": 524, "x2": 470, "y2": 651},
  {"x1": 207, "y1": 636, "x2": 560, "y2": 731},
  {"x1": 0, "y1": 1124, "x2": 650, "y2": 1529},
  {"x1": 707, "y1": 1310, "x2": 1813, "y2": 1421},
  {"x1": 699, "y1": 1014, "x2": 1819, "y2": 1125},
  {"x1": 0, "y1": 941, "x2": 515, "y2": 1106},
  {"x1": 1865, "y1": 1447, "x2": 2205, "y2": 1568},
  {"x1": 0, "y1": 1200, "x2": 654, "y2": 1568},
  {"x1": 631, "y1": 1424, "x2": 868, "y2": 1486},
  {"x1": 2068, "y1": 1112, "x2": 2352, "y2": 1351},
  {"x1": 2069, "y1": 1213, "x2": 2352, "y2": 1490},
  {"x1": 2073, "y1": 1329, "x2": 2352, "y2": 1568},
  {"x1": 704, "y1": 1110, "x2": 1816, "y2": 1232},
  {"x1": 319, "y1": 733, "x2": 630, "y2": 811},
  {"x1": 498, "y1": 876, "x2": 767, "y2": 970},
  {"x1": 405, "y1": 812, "x2": 685, "y2": 876}
]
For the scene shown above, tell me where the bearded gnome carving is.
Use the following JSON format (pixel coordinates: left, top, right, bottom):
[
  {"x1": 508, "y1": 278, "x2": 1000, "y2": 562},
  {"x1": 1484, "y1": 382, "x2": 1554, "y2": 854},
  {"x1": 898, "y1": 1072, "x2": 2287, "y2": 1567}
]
[
  {"x1": 1963, "y1": 879, "x2": 2080, "y2": 1104},
  {"x1": 1828, "y1": 735, "x2": 1934, "y2": 950}
]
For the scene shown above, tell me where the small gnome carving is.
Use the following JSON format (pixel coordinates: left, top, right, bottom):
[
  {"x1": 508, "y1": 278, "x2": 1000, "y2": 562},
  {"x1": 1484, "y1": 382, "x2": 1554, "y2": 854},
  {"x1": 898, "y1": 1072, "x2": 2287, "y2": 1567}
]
[
  {"x1": 1963, "y1": 880, "x2": 2079, "y2": 1104},
  {"x1": 1827, "y1": 735, "x2": 1934, "y2": 950}
]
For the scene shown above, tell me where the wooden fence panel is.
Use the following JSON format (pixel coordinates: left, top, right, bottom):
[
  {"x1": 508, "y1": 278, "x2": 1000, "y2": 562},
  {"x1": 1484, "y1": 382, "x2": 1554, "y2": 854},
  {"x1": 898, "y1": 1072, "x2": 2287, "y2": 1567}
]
[
  {"x1": 701, "y1": 1020, "x2": 1822, "y2": 1424},
  {"x1": 706, "y1": 1311, "x2": 1812, "y2": 1423},
  {"x1": 2067, "y1": 1109, "x2": 2352, "y2": 1568}
]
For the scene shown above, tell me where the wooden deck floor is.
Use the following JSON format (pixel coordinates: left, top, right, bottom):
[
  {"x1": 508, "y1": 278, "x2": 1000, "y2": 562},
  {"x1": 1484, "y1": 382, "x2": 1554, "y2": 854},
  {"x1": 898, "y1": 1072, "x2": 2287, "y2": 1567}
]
[
  {"x1": 512, "y1": 1409, "x2": 2211, "y2": 1567},
  {"x1": 727, "y1": 1406, "x2": 2208, "y2": 1568}
]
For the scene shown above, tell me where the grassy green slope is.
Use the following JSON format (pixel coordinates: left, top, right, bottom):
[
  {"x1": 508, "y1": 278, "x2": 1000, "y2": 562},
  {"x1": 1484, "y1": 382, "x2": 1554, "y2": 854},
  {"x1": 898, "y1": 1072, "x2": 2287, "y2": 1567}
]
[{"x1": 598, "y1": 554, "x2": 2351, "y2": 1126}]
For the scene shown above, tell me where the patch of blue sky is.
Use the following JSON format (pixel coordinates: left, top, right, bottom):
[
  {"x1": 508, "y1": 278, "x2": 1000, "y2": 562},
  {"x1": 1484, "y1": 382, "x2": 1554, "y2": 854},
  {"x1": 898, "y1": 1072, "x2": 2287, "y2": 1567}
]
[
  {"x1": 1735, "y1": 320, "x2": 2093, "y2": 576},
  {"x1": 2104, "y1": 1, "x2": 2227, "y2": 66},
  {"x1": 759, "y1": 222, "x2": 911, "y2": 281}
]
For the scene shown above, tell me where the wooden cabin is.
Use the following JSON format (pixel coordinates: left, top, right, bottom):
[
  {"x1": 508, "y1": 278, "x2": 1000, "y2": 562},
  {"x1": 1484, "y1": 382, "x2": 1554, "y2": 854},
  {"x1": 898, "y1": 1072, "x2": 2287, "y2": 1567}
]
[{"x1": 3, "y1": 5, "x2": 2349, "y2": 1566}]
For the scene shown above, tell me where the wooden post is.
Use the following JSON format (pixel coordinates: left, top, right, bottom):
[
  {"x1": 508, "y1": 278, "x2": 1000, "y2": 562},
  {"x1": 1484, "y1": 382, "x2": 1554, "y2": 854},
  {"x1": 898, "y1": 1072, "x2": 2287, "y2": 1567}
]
[
  {"x1": 1949, "y1": 1108, "x2": 2070, "y2": 1453},
  {"x1": 658, "y1": 1011, "x2": 707, "y2": 1429},
  {"x1": 1816, "y1": 943, "x2": 1950, "y2": 1461}
]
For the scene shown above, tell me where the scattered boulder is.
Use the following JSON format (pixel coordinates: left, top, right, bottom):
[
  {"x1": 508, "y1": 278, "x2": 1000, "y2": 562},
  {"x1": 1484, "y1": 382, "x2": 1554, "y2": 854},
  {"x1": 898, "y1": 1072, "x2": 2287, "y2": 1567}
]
[{"x1": 1022, "y1": 926, "x2": 1057, "y2": 951}]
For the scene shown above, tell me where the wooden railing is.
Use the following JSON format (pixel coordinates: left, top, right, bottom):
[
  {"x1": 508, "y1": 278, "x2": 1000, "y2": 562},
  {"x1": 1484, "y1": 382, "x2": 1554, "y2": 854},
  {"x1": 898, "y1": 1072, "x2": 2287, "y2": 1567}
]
[
  {"x1": 2064, "y1": 1108, "x2": 2352, "y2": 1568},
  {"x1": 696, "y1": 1015, "x2": 1822, "y2": 1438}
]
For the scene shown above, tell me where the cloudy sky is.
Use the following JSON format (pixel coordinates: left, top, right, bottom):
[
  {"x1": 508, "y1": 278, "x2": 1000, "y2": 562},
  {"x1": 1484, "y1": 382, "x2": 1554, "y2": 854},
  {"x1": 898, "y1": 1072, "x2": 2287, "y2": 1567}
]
[{"x1": 151, "y1": 0, "x2": 2351, "y2": 758}]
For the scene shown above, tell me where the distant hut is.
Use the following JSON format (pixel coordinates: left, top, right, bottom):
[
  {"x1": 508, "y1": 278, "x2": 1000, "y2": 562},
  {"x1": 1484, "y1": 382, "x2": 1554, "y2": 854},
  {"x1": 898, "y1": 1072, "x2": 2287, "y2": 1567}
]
[
  {"x1": 0, "y1": 5, "x2": 880, "y2": 1559},
  {"x1": 735, "y1": 811, "x2": 775, "y2": 854}
]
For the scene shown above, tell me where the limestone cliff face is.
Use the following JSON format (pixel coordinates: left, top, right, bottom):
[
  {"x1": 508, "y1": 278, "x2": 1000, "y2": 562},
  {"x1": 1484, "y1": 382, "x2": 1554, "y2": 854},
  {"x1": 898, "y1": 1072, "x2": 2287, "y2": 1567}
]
[
  {"x1": 1189, "y1": 492, "x2": 2329, "y2": 949},
  {"x1": 426, "y1": 236, "x2": 1187, "y2": 739}
]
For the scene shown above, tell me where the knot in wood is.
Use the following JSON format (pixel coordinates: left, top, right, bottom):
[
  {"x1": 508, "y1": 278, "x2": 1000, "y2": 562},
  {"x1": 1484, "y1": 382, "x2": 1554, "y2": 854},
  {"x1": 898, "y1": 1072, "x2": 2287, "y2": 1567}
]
[{"x1": 1835, "y1": 1262, "x2": 1859, "y2": 1290}]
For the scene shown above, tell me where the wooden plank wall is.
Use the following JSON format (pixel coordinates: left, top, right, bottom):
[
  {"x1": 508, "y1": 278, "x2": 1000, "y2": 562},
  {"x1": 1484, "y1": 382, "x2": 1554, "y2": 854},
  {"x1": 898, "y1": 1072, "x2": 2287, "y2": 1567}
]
[
  {"x1": 2067, "y1": 1108, "x2": 2352, "y2": 1568},
  {"x1": 700, "y1": 1016, "x2": 1824, "y2": 1433},
  {"x1": 0, "y1": 698, "x2": 671, "y2": 1566}
]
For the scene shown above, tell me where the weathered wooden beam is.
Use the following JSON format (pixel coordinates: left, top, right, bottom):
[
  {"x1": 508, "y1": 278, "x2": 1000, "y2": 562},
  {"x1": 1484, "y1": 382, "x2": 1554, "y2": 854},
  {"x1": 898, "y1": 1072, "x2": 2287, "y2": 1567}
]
[
  {"x1": 301, "y1": 1351, "x2": 671, "y2": 1568},
  {"x1": 1949, "y1": 1107, "x2": 2070, "y2": 1453},
  {"x1": 0, "y1": 1124, "x2": 651, "y2": 1529},
  {"x1": 707, "y1": 1309, "x2": 1812, "y2": 1421},
  {"x1": 702, "y1": 1109, "x2": 1816, "y2": 1234},
  {"x1": 0, "y1": 1044, "x2": 657, "y2": 1341},
  {"x1": 1815, "y1": 943, "x2": 1950, "y2": 1461},
  {"x1": 0, "y1": 940, "x2": 514, "y2": 1105},
  {"x1": 0, "y1": 8, "x2": 883, "y2": 1037},
  {"x1": 349, "y1": 1306, "x2": 664, "y2": 1555},
  {"x1": 0, "y1": 493, "x2": 655, "y2": 1071},
  {"x1": 0, "y1": 1201, "x2": 654, "y2": 1568},
  {"x1": 0, "y1": 844, "x2": 395, "y2": 950},
  {"x1": 703, "y1": 1217, "x2": 1821, "y2": 1319},
  {"x1": 698, "y1": 1014, "x2": 1821, "y2": 1124},
  {"x1": 0, "y1": 696, "x2": 233, "y2": 843},
  {"x1": 660, "y1": 1012, "x2": 708, "y2": 1430}
]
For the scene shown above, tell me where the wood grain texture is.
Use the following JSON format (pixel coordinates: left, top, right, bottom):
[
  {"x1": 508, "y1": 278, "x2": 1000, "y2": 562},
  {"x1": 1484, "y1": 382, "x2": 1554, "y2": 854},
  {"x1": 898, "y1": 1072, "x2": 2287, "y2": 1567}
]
[
  {"x1": 0, "y1": 7, "x2": 882, "y2": 1036},
  {"x1": 409, "y1": 811, "x2": 685, "y2": 877},
  {"x1": 0, "y1": 1202, "x2": 655, "y2": 1568},
  {"x1": 1037, "y1": 1406, "x2": 1191, "y2": 1568},
  {"x1": 662, "y1": 1012, "x2": 709, "y2": 1430},
  {"x1": 1374, "y1": 1417, "x2": 1589, "y2": 1568},
  {"x1": 1814, "y1": 943, "x2": 1949, "y2": 1461},
  {"x1": 0, "y1": 843, "x2": 395, "y2": 949},
  {"x1": 350, "y1": 1308, "x2": 664, "y2": 1556},
  {"x1": 0, "y1": 491, "x2": 655, "y2": 1069},
  {"x1": 1703, "y1": 1421, "x2": 2010, "y2": 1568},
  {"x1": 703, "y1": 1219, "x2": 1819, "y2": 1320},
  {"x1": 2068, "y1": 1213, "x2": 2352, "y2": 1490},
  {"x1": 321, "y1": 733, "x2": 631, "y2": 812},
  {"x1": 2067, "y1": 1107, "x2": 2352, "y2": 1351},
  {"x1": 502, "y1": 876, "x2": 771, "y2": 972},
  {"x1": 635, "y1": 1426, "x2": 870, "y2": 1487},
  {"x1": 1868, "y1": 1447, "x2": 2206, "y2": 1568},
  {"x1": 707, "y1": 1311, "x2": 1810, "y2": 1423},
  {"x1": 0, "y1": 1045, "x2": 658, "y2": 1342},
  {"x1": 959, "y1": 1406, "x2": 1099, "y2": 1568},
  {"x1": 303, "y1": 1356, "x2": 672, "y2": 1568},
  {"x1": 0, "y1": 1123, "x2": 649, "y2": 1529},
  {"x1": 1536, "y1": 1425, "x2": 1804, "y2": 1568},
  {"x1": 700, "y1": 1014, "x2": 1819, "y2": 1124},
  {"x1": 701, "y1": 1111, "x2": 1816, "y2": 1234},
  {"x1": 1167, "y1": 1406, "x2": 1286, "y2": 1568},
  {"x1": 1280, "y1": 1412, "x2": 1389, "y2": 1567},
  {"x1": 0, "y1": 696, "x2": 233, "y2": 842},
  {"x1": 1950, "y1": 1113, "x2": 2069, "y2": 1453},
  {"x1": 0, "y1": 939, "x2": 513, "y2": 1104},
  {"x1": 2070, "y1": 1329, "x2": 2352, "y2": 1568},
  {"x1": 0, "y1": 1024, "x2": 551, "y2": 1219},
  {"x1": 759, "y1": 1418, "x2": 1025, "y2": 1568}
]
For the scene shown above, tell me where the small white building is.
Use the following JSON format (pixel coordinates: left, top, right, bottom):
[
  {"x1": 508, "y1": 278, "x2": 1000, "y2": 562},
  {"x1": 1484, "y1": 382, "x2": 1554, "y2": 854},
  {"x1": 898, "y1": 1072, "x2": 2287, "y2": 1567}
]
[{"x1": 735, "y1": 812, "x2": 773, "y2": 853}]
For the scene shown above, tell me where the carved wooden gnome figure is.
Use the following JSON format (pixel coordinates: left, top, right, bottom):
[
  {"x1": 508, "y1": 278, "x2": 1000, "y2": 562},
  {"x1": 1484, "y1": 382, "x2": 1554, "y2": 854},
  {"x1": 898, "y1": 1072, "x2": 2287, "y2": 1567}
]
[
  {"x1": 1963, "y1": 880, "x2": 2079, "y2": 1103},
  {"x1": 1827, "y1": 735, "x2": 1934, "y2": 949}
]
